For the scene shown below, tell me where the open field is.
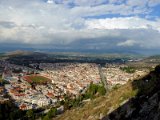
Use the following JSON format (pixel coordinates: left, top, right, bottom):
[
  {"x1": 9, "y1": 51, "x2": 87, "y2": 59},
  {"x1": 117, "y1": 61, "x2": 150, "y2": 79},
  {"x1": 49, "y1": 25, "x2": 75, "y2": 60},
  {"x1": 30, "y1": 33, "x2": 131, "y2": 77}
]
[{"x1": 23, "y1": 75, "x2": 50, "y2": 84}]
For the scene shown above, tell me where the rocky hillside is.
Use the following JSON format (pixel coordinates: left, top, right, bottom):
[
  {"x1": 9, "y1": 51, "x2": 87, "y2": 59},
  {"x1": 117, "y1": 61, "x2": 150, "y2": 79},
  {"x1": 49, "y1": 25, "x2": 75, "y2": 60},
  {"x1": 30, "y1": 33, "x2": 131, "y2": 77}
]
[{"x1": 54, "y1": 65, "x2": 160, "y2": 120}]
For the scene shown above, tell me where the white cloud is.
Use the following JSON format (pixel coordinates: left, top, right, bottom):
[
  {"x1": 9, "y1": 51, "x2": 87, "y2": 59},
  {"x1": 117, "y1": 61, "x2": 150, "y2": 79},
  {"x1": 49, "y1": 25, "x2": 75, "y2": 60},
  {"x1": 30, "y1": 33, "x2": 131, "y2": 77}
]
[
  {"x1": 148, "y1": 0, "x2": 160, "y2": 7},
  {"x1": 117, "y1": 40, "x2": 137, "y2": 47},
  {"x1": 126, "y1": 0, "x2": 148, "y2": 7},
  {"x1": 85, "y1": 17, "x2": 160, "y2": 31},
  {"x1": 70, "y1": 3, "x2": 150, "y2": 17},
  {"x1": 47, "y1": 0, "x2": 54, "y2": 4}
]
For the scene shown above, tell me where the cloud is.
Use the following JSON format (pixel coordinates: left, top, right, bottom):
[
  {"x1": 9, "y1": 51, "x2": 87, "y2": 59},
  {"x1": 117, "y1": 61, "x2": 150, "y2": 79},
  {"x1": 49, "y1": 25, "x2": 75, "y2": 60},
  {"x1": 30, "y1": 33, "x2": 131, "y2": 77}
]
[
  {"x1": 126, "y1": 0, "x2": 148, "y2": 7},
  {"x1": 0, "y1": 0, "x2": 160, "y2": 54},
  {"x1": 85, "y1": 17, "x2": 160, "y2": 31},
  {"x1": 70, "y1": 3, "x2": 151, "y2": 17},
  {"x1": 148, "y1": 0, "x2": 160, "y2": 7},
  {"x1": 50, "y1": 0, "x2": 107, "y2": 6},
  {"x1": 47, "y1": 0, "x2": 54, "y2": 4},
  {"x1": 0, "y1": 21, "x2": 17, "y2": 28},
  {"x1": 117, "y1": 40, "x2": 137, "y2": 47},
  {"x1": 108, "y1": 0, "x2": 124, "y2": 4},
  {"x1": 73, "y1": 0, "x2": 107, "y2": 6}
]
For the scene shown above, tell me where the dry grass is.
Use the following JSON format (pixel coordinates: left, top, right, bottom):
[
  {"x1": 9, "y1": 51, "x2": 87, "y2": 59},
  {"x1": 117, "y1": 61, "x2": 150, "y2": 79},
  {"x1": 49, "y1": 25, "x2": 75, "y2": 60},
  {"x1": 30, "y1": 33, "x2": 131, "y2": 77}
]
[{"x1": 54, "y1": 81, "x2": 138, "y2": 120}]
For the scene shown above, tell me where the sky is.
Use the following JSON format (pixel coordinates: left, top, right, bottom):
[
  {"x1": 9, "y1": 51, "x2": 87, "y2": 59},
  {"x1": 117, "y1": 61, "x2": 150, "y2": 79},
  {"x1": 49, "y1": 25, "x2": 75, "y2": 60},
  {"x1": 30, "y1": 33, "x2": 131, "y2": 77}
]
[{"x1": 0, "y1": 0, "x2": 160, "y2": 54}]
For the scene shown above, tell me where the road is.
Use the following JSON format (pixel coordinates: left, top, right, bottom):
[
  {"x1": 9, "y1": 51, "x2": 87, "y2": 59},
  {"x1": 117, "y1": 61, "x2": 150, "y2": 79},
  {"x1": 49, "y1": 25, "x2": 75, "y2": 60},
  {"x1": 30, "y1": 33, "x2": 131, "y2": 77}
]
[{"x1": 98, "y1": 65, "x2": 109, "y2": 93}]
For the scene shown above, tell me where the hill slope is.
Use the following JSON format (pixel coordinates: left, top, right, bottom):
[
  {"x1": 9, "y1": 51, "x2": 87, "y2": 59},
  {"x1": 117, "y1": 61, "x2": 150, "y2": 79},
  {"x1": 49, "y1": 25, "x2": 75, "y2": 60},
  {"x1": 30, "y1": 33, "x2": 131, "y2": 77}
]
[{"x1": 54, "y1": 65, "x2": 160, "y2": 120}]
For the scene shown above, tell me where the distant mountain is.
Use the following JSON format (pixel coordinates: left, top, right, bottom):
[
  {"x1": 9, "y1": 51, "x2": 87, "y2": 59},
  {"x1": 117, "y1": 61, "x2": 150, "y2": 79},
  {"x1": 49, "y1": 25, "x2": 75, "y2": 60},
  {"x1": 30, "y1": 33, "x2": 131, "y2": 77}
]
[
  {"x1": 0, "y1": 43, "x2": 159, "y2": 56},
  {"x1": 147, "y1": 55, "x2": 160, "y2": 59},
  {"x1": 5, "y1": 50, "x2": 33, "y2": 56}
]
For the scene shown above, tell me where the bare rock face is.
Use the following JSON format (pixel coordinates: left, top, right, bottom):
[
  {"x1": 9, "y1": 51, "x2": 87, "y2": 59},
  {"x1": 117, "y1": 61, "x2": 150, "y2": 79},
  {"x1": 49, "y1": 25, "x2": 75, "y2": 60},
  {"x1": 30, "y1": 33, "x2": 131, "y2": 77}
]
[{"x1": 103, "y1": 92, "x2": 160, "y2": 120}]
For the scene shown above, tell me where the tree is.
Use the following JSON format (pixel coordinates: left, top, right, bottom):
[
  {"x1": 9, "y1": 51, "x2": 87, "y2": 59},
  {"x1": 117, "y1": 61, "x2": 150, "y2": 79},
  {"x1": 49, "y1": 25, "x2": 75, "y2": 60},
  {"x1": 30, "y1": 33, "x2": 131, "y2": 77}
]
[
  {"x1": 98, "y1": 85, "x2": 106, "y2": 95},
  {"x1": 47, "y1": 107, "x2": 57, "y2": 118},
  {"x1": 26, "y1": 109, "x2": 34, "y2": 119},
  {"x1": 88, "y1": 82, "x2": 98, "y2": 98},
  {"x1": 155, "y1": 65, "x2": 160, "y2": 73},
  {"x1": 42, "y1": 115, "x2": 50, "y2": 120}
]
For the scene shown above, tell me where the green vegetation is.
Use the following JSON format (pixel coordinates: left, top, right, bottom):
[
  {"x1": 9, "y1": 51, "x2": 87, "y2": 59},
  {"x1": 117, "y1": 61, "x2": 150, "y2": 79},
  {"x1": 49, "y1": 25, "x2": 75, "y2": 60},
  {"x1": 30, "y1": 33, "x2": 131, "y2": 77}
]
[
  {"x1": 60, "y1": 83, "x2": 106, "y2": 111},
  {"x1": 42, "y1": 107, "x2": 57, "y2": 120},
  {"x1": 84, "y1": 82, "x2": 106, "y2": 99},
  {"x1": 61, "y1": 95, "x2": 83, "y2": 110},
  {"x1": 0, "y1": 75, "x2": 9, "y2": 85},
  {"x1": 0, "y1": 100, "x2": 44, "y2": 120},
  {"x1": 111, "y1": 84, "x2": 121, "y2": 90},
  {"x1": 120, "y1": 66, "x2": 136, "y2": 73},
  {"x1": 26, "y1": 109, "x2": 34, "y2": 119},
  {"x1": 0, "y1": 101, "x2": 26, "y2": 120},
  {"x1": 27, "y1": 75, "x2": 50, "y2": 84}
]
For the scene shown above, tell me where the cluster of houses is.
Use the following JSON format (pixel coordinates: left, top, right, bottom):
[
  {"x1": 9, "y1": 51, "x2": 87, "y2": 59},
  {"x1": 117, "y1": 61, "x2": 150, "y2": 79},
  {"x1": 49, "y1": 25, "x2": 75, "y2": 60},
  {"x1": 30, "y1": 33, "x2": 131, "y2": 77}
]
[
  {"x1": 0, "y1": 60, "x2": 149, "y2": 110},
  {"x1": 4, "y1": 77, "x2": 59, "y2": 110},
  {"x1": 39, "y1": 63, "x2": 101, "y2": 95},
  {"x1": 1, "y1": 61, "x2": 101, "y2": 110},
  {"x1": 102, "y1": 64, "x2": 149, "y2": 85}
]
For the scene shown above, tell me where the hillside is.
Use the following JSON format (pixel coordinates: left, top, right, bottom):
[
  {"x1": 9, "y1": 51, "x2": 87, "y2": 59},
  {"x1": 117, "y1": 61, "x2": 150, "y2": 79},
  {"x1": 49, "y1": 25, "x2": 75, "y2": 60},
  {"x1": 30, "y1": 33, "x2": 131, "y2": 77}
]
[
  {"x1": 54, "y1": 65, "x2": 160, "y2": 120},
  {"x1": 5, "y1": 50, "x2": 33, "y2": 56}
]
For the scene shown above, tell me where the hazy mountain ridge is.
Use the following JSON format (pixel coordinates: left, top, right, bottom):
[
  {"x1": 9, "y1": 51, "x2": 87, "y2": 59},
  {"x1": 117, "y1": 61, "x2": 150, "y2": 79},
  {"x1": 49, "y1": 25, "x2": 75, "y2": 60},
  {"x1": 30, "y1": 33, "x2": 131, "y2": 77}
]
[{"x1": 5, "y1": 50, "x2": 33, "y2": 56}]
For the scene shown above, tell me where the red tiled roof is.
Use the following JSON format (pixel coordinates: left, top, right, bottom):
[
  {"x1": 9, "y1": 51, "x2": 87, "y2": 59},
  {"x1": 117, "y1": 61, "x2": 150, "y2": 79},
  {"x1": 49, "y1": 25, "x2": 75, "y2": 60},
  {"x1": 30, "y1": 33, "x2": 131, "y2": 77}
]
[
  {"x1": 47, "y1": 92, "x2": 54, "y2": 97},
  {"x1": 15, "y1": 93, "x2": 25, "y2": 96},
  {"x1": 20, "y1": 104, "x2": 27, "y2": 110}
]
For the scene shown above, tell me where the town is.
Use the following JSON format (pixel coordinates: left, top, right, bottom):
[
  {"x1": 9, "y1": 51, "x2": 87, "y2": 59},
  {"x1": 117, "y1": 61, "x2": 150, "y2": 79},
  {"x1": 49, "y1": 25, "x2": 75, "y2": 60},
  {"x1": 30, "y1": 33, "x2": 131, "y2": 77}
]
[{"x1": 0, "y1": 58, "x2": 149, "y2": 112}]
